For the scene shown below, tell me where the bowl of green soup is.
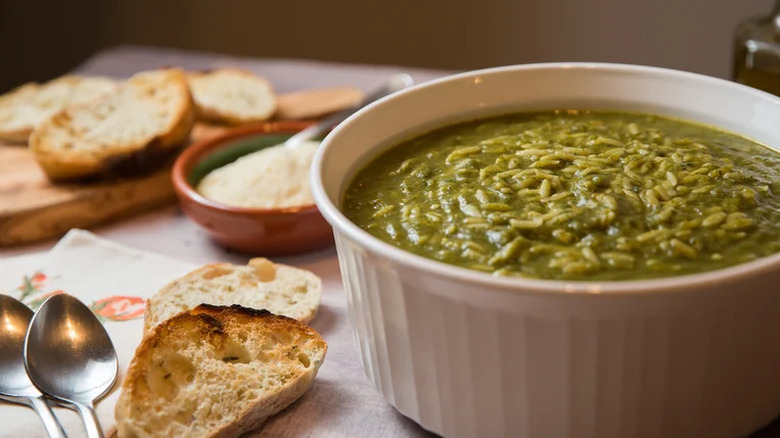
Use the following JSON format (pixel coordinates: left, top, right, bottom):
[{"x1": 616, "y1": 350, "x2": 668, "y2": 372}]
[{"x1": 310, "y1": 63, "x2": 780, "y2": 438}]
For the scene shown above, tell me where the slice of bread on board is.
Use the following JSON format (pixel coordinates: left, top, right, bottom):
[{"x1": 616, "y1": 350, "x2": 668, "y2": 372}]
[
  {"x1": 115, "y1": 304, "x2": 327, "y2": 438},
  {"x1": 144, "y1": 258, "x2": 321, "y2": 332},
  {"x1": 187, "y1": 68, "x2": 276, "y2": 125},
  {"x1": 29, "y1": 69, "x2": 195, "y2": 181},
  {"x1": 0, "y1": 75, "x2": 116, "y2": 143}
]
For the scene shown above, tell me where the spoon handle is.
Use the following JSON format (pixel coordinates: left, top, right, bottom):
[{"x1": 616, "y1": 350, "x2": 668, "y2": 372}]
[
  {"x1": 284, "y1": 73, "x2": 415, "y2": 147},
  {"x1": 29, "y1": 396, "x2": 68, "y2": 438},
  {"x1": 74, "y1": 402, "x2": 104, "y2": 438}
]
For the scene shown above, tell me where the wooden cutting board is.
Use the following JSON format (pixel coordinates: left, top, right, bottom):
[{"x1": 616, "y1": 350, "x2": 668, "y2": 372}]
[{"x1": 0, "y1": 86, "x2": 363, "y2": 246}]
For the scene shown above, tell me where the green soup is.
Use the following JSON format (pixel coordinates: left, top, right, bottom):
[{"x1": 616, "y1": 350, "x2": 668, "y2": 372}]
[{"x1": 342, "y1": 111, "x2": 780, "y2": 281}]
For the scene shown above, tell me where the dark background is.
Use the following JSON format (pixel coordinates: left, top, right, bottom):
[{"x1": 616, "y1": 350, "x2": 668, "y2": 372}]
[{"x1": 0, "y1": 0, "x2": 773, "y2": 91}]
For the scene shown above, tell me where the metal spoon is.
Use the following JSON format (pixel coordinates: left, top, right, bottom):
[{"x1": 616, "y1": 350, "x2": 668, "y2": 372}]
[
  {"x1": 25, "y1": 294, "x2": 118, "y2": 438},
  {"x1": 283, "y1": 72, "x2": 415, "y2": 148},
  {"x1": 0, "y1": 295, "x2": 68, "y2": 438}
]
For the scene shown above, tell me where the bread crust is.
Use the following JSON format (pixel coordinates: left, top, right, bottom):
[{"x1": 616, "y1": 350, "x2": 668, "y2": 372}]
[
  {"x1": 0, "y1": 128, "x2": 33, "y2": 143},
  {"x1": 115, "y1": 304, "x2": 327, "y2": 438},
  {"x1": 143, "y1": 257, "x2": 321, "y2": 332},
  {"x1": 29, "y1": 69, "x2": 195, "y2": 181}
]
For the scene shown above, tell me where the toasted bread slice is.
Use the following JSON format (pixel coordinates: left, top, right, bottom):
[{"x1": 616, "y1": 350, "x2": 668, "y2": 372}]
[
  {"x1": 29, "y1": 69, "x2": 195, "y2": 181},
  {"x1": 0, "y1": 76, "x2": 116, "y2": 143},
  {"x1": 144, "y1": 258, "x2": 321, "y2": 332},
  {"x1": 115, "y1": 304, "x2": 327, "y2": 438},
  {"x1": 187, "y1": 69, "x2": 276, "y2": 125}
]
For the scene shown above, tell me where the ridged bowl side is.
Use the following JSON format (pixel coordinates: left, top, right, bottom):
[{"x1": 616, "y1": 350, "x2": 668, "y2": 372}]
[{"x1": 335, "y1": 232, "x2": 780, "y2": 438}]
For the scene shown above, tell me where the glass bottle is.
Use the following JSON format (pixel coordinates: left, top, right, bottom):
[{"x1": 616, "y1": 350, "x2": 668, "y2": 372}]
[{"x1": 733, "y1": 0, "x2": 780, "y2": 96}]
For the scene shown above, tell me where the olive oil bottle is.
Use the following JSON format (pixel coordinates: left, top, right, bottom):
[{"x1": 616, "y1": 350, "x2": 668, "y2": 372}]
[{"x1": 733, "y1": 0, "x2": 780, "y2": 96}]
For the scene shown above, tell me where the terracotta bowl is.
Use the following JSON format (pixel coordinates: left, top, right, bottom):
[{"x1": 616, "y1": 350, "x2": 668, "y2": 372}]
[{"x1": 172, "y1": 121, "x2": 333, "y2": 255}]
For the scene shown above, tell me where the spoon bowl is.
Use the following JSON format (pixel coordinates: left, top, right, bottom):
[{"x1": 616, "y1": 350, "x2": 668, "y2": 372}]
[
  {"x1": 25, "y1": 293, "x2": 118, "y2": 438},
  {"x1": 0, "y1": 295, "x2": 37, "y2": 398},
  {"x1": 0, "y1": 295, "x2": 67, "y2": 437}
]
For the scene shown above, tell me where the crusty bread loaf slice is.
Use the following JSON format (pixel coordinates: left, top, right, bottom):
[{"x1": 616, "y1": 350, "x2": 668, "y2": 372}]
[
  {"x1": 29, "y1": 69, "x2": 195, "y2": 181},
  {"x1": 0, "y1": 75, "x2": 116, "y2": 143},
  {"x1": 144, "y1": 258, "x2": 321, "y2": 332},
  {"x1": 187, "y1": 68, "x2": 276, "y2": 125},
  {"x1": 115, "y1": 304, "x2": 327, "y2": 438}
]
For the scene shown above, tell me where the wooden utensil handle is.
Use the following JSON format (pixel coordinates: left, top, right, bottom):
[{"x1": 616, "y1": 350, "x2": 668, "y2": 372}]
[{"x1": 275, "y1": 86, "x2": 364, "y2": 120}]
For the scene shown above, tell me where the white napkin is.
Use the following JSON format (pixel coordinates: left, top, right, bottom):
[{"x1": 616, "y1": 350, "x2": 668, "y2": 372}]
[
  {"x1": 0, "y1": 229, "x2": 437, "y2": 438},
  {"x1": 0, "y1": 230, "x2": 196, "y2": 438}
]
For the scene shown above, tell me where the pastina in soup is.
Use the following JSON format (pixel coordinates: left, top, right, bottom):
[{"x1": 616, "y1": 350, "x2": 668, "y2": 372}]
[{"x1": 343, "y1": 111, "x2": 780, "y2": 281}]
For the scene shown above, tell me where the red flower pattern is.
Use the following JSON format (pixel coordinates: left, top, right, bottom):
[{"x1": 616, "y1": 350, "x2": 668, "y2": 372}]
[{"x1": 90, "y1": 296, "x2": 146, "y2": 322}]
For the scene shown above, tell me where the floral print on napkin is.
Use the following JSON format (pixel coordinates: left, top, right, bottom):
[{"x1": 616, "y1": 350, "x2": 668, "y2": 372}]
[{"x1": 12, "y1": 270, "x2": 145, "y2": 322}]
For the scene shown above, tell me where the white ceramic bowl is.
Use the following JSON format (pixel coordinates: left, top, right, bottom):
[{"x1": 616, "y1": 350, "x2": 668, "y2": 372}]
[{"x1": 311, "y1": 63, "x2": 780, "y2": 438}]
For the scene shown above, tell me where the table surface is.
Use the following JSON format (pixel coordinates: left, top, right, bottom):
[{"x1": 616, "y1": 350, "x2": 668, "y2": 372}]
[{"x1": 1, "y1": 46, "x2": 778, "y2": 438}]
